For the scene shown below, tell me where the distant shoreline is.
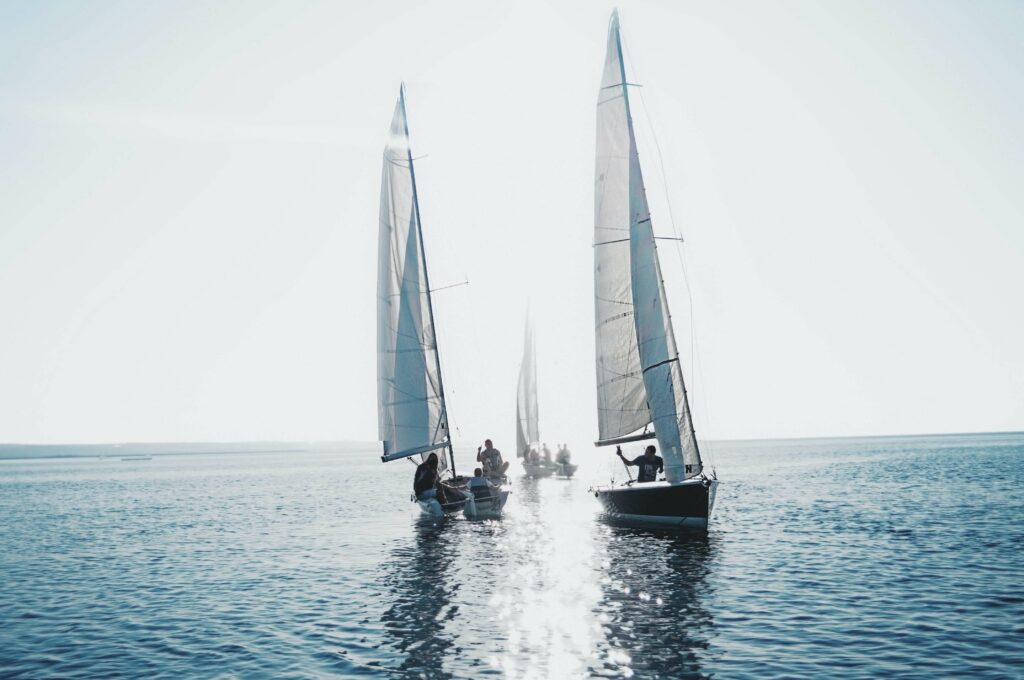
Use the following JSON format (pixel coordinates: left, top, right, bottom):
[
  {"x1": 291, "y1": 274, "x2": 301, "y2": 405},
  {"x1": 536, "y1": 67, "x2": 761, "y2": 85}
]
[
  {"x1": 0, "y1": 442, "x2": 366, "y2": 461},
  {"x1": 0, "y1": 430, "x2": 1021, "y2": 460}
]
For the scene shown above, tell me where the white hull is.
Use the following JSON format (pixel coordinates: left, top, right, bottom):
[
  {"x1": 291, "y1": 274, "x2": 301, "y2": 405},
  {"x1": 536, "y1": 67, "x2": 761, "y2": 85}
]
[
  {"x1": 464, "y1": 489, "x2": 510, "y2": 519},
  {"x1": 523, "y1": 462, "x2": 558, "y2": 478},
  {"x1": 414, "y1": 494, "x2": 468, "y2": 518},
  {"x1": 416, "y1": 498, "x2": 445, "y2": 517},
  {"x1": 555, "y1": 463, "x2": 578, "y2": 478}
]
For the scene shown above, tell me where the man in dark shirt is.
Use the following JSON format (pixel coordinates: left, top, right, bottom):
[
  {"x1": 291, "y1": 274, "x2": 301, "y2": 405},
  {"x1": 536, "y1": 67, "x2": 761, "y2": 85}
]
[
  {"x1": 616, "y1": 444, "x2": 663, "y2": 483},
  {"x1": 414, "y1": 452, "x2": 440, "y2": 499}
]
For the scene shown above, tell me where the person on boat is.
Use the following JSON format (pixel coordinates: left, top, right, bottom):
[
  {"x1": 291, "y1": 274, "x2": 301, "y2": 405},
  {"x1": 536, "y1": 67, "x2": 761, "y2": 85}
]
[
  {"x1": 616, "y1": 444, "x2": 663, "y2": 483},
  {"x1": 467, "y1": 467, "x2": 495, "y2": 501},
  {"x1": 556, "y1": 444, "x2": 572, "y2": 465},
  {"x1": 414, "y1": 452, "x2": 441, "y2": 501},
  {"x1": 527, "y1": 447, "x2": 540, "y2": 464},
  {"x1": 542, "y1": 443, "x2": 552, "y2": 463},
  {"x1": 414, "y1": 452, "x2": 462, "y2": 506},
  {"x1": 477, "y1": 439, "x2": 509, "y2": 477}
]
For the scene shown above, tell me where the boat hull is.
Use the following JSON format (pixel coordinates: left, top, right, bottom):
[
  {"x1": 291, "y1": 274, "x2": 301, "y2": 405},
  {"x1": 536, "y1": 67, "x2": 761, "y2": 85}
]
[
  {"x1": 464, "y1": 489, "x2": 510, "y2": 519},
  {"x1": 523, "y1": 462, "x2": 558, "y2": 478},
  {"x1": 594, "y1": 479, "x2": 717, "y2": 530},
  {"x1": 414, "y1": 485, "x2": 470, "y2": 518},
  {"x1": 555, "y1": 463, "x2": 578, "y2": 478},
  {"x1": 416, "y1": 497, "x2": 468, "y2": 517}
]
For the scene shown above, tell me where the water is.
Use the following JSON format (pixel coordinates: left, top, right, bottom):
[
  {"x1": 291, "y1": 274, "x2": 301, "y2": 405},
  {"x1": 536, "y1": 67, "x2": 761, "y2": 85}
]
[{"x1": 1, "y1": 433, "x2": 1022, "y2": 678}]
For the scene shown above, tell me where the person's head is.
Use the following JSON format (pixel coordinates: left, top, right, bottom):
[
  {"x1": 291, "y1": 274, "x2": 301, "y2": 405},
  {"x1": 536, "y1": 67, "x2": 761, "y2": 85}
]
[
  {"x1": 644, "y1": 445, "x2": 656, "y2": 459},
  {"x1": 474, "y1": 467, "x2": 483, "y2": 477},
  {"x1": 484, "y1": 439, "x2": 492, "y2": 449},
  {"x1": 427, "y1": 452, "x2": 439, "y2": 468}
]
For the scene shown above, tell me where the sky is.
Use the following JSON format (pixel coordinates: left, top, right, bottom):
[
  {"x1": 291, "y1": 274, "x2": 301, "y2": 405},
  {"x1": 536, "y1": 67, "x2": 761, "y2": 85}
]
[{"x1": 1, "y1": 0, "x2": 1021, "y2": 446}]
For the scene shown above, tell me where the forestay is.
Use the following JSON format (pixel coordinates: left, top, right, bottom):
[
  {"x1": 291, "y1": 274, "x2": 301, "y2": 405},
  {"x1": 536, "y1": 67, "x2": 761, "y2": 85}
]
[
  {"x1": 516, "y1": 317, "x2": 540, "y2": 457},
  {"x1": 593, "y1": 11, "x2": 702, "y2": 481},
  {"x1": 377, "y1": 86, "x2": 450, "y2": 469}
]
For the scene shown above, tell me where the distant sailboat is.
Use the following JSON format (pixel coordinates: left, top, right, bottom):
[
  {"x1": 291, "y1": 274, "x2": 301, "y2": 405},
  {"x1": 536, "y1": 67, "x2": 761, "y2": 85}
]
[
  {"x1": 516, "y1": 317, "x2": 559, "y2": 478},
  {"x1": 590, "y1": 12, "x2": 717, "y2": 529},
  {"x1": 376, "y1": 85, "x2": 508, "y2": 518}
]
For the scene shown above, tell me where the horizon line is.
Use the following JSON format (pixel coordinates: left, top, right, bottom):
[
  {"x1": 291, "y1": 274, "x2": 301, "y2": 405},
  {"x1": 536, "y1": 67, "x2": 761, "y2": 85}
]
[{"x1": 2, "y1": 428, "x2": 1023, "y2": 449}]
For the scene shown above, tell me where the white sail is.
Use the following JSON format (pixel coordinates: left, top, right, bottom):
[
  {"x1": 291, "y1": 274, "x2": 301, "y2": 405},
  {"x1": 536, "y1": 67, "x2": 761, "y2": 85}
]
[
  {"x1": 516, "y1": 316, "x2": 540, "y2": 457},
  {"x1": 594, "y1": 10, "x2": 651, "y2": 443},
  {"x1": 377, "y1": 86, "x2": 450, "y2": 470},
  {"x1": 593, "y1": 11, "x2": 702, "y2": 481}
]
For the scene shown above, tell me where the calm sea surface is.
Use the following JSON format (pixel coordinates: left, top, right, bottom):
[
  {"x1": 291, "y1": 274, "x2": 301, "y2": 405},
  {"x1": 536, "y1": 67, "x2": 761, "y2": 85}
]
[{"x1": 1, "y1": 433, "x2": 1022, "y2": 679}]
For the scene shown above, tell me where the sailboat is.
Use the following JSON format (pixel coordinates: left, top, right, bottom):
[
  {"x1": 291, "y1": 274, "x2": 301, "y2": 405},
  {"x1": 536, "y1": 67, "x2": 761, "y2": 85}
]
[
  {"x1": 515, "y1": 317, "x2": 561, "y2": 478},
  {"x1": 590, "y1": 12, "x2": 718, "y2": 529},
  {"x1": 377, "y1": 85, "x2": 509, "y2": 519}
]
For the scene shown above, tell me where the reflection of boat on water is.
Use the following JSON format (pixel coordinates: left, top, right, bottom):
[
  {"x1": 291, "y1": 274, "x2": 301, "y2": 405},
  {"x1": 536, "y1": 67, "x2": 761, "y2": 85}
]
[
  {"x1": 120, "y1": 456, "x2": 152, "y2": 461},
  {"x1": 379, "y1": 519, "x2": 459, "y2": 676},
  {"x1": 591, "y1": 528, "x2": 716, "y2": 677},
  {"x1": 589, "y1": 11, "x2": 717, "y2": 530},
  {"x1": 375, "y1": 85, "x2": 508, "y2": 519}
]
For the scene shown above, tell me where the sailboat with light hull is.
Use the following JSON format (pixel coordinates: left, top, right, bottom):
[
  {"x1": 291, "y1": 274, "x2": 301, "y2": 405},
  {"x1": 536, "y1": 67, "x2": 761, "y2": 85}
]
[
  {"x1": 376, "y1": 85, "x2": 509, "y2": 519},
  {"x1": 590, "y1": 12, "x2": 717, "y2": 530},
  {"x1": 515, "y1": 317, "x2": 565, "y2": 478}
]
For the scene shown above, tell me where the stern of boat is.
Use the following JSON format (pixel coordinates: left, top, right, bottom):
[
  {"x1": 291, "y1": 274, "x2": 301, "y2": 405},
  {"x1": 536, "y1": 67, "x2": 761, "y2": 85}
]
[{"x1": 593, "y1": 478, "x2": 716, "y2": 531}]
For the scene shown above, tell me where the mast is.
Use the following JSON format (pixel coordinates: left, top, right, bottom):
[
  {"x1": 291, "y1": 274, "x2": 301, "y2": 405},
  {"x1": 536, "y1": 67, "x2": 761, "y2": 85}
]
[{"x1": 399, "y1": 85, "x2": 456, "y2": 477}]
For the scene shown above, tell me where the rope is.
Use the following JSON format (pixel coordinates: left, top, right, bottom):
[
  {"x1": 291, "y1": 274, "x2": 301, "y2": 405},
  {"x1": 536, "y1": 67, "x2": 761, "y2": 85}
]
[{"x1": 623, "y1": 30, "x2": 717, "y2": 474}]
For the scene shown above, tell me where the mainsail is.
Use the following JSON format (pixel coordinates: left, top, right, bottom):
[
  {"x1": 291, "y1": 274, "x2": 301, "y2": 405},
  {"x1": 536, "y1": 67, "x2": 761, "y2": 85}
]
[
  {"x1": 593, "y1": 11, "x2": 702, "y2": 482},
  {"x1": 377, "y1": 85, "x2": 450, "y2": 470},
  {"x1": 515, "y1": 316, "x2": 540, "y2": 457}
]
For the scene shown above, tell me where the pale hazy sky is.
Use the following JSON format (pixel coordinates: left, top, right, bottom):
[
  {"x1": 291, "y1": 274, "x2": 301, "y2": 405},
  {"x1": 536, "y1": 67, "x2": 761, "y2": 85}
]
[{"x1": 1, "y1": 0, "x2": 1021, "y2": 446}]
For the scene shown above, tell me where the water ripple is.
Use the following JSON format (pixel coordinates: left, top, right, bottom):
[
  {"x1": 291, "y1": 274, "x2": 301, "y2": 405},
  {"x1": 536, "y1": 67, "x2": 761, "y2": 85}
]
[{"x1": 1, "y1": 434, "x2": 1022, "y2": 677}]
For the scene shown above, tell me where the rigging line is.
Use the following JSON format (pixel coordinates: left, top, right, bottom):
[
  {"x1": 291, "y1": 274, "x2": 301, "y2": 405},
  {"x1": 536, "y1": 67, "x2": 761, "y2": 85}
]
[
  {"x1": 626, "y1": 44, "x2": 701, "y2": 383},
  {"x1": 624, "y1": 34, "x2": 715, "y2": 471},
  {"x1": 430, "y1": 279, "x2": 469, "y2": 293},
  {"x1": 601, "y1": 81, "x2": 643, "y2": 90}
]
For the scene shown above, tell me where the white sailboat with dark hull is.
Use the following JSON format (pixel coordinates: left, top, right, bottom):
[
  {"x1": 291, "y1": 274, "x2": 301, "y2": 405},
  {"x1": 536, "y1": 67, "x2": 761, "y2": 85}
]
[
  {"x1": 377, "y1": 85, "x2": 508, "y2": 519},
  {"x1": 590, "y1": 12, "x2": 717, "y2": 530}
]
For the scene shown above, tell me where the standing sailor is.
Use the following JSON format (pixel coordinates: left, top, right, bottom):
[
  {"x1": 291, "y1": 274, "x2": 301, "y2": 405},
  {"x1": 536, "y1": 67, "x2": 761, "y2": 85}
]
[{"x1": 616, "y1": 445, "x2": 663, "y2": 483}]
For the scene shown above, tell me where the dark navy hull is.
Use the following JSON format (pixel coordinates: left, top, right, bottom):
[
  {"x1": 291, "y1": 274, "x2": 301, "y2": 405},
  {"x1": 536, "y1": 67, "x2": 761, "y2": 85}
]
[{"x1": 594, "y1": 479, "x2": 717, "y2": 530}]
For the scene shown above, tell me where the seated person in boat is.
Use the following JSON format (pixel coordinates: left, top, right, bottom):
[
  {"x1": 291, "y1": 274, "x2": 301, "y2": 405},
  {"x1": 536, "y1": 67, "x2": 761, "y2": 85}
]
[
  {"x1": 527, "y1": 447, "x2": 540, "y2": 464},
  {"x1": 616, "y1": 444, "x2": 663, "y2": 483},
  {"x1": 467, "y1": 467, "x2": 495, "y2": 500},
  {"x1": 555, "y1": 444, "x2": 572, "y2": 465},
  {"x1": 541, "y1": 443, "x2": 552, "y2": 463},
  {"x1": 413, "y1": 452, "x2": 463, "y2": 505},
  {"x1": 477, "y1": 439, "x2": 509, "y2": 476}
]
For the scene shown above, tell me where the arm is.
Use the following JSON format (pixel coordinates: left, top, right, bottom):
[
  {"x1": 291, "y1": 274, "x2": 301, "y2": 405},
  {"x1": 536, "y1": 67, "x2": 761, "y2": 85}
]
[
  {"x1": 476, "y1": 445, "x2": 483, "y2": 462},
  {"x1": 616, "y1": 446, "x2": 635, "y2": 466}
]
